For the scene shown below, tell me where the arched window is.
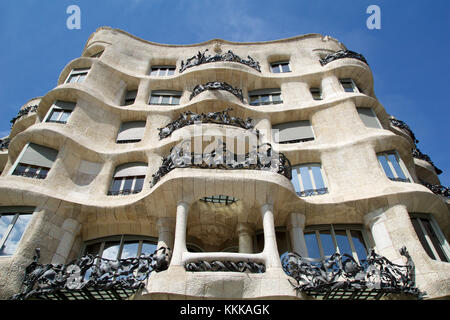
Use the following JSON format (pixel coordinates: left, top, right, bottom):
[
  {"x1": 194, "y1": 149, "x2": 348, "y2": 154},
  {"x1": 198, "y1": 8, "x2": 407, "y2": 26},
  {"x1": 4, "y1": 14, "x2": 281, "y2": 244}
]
[
  {"x1": 108, "y1": 162, "x2": 147, "y2": 195},
  {"x1": 83, "y1": 235, "x2": 157, "y2": 260}
]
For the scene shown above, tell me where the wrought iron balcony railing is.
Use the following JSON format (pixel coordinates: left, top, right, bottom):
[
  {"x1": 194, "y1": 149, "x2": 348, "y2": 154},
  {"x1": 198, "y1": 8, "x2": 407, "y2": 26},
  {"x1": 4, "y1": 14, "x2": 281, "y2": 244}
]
[
  {"x1": 158, "y1": 108, "x2": 258, "y2": 140},
  {"x1": 319, "y1": 50, "x2": 369, "y2": 66},
  {"x1": 10, "y1": 105, "x2": 38, "y2": 126},
  {"x1": 151, "y1": 141, "x2": 292, "y2": 187},
  {"x1": 185, "y1": 260, "x2": 265, "y2": 273},
  {"x1": 282, "y1": 246, "x2": 425, "y2": 300},
  {"x1": 10, "y1": 247, "x2": 171, "y2": 300},
  {"x1": 179, "y1": 49, "x2": 261, "y2": 73},
  {"x1": 189, "y1": 81, "x2": 244, "y2": 102},
  {"x1": 389, "y1": 117, "x2": 419, "y2": 144},
  {"x1": 420, "y1": 180, "x2": 450, "y2": 198},
  {"x1": 413, "y1": 147, "x2": 442, "y2": 175},
  {"x1": 0, "y1": 137, "x2": 10, "y2": 151}
]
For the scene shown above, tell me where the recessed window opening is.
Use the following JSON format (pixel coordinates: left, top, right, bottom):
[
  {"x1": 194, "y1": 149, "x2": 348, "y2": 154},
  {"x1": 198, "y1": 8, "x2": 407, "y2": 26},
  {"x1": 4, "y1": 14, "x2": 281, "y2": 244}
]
[
  {"x1": 339, "y1": 78, "x2": 359, "y2": 93},
  {"x1": 45, "y1": 101, "x2": 76, "y2": 124},
  {"x1": 249, "y1": 89, "x2": 282, "y2": 106},
  {"x1": 149, "y1": 90, "x2": 181, "y2": 105},
  {"x1": 357, "y1": 107, "x2": 382, "y2": 129},
  {"x1": 272, "y1": 121, "x2": 315, "y2": 144},
  {"x1": 0, "y1": 209, "x2": 34, "y2": 256},
  {"x1": 291, "y1": 163, "x2": 328, "y2": 197},
  {"x1": 66, "y1": 68, "x2": 90, "y2": 84},
  {"x1": 200, "y1": 195, "x2": 238, "y2": 205},
  {"x1": 150, "y1": 66, "x2": 175, "y2": 76},
  {"x1": 11, "y1": 143, "x2": 58, "y2": 180},
  {"x1": 310, "y1": 87, "x2": 323, "y2": 100},
  {"x1": 377, "y1": 151, "x2": 410, "y2": 183},
  {"x1": 270, "y1": 61, "x2": 291, "y2": 73},
  {"x1": 123, "y1": 90, "x2": 137, "y2": 106},
  {"x1": 108, "y1": 163, "x2": 147, "y2": 196}
]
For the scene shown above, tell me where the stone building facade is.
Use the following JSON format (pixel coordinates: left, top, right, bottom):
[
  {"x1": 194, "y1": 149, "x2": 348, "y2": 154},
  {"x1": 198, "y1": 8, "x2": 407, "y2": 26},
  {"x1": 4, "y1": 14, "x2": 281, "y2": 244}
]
[{"x1": 0, "y1": 27, "x2": 449, "y2": 300}]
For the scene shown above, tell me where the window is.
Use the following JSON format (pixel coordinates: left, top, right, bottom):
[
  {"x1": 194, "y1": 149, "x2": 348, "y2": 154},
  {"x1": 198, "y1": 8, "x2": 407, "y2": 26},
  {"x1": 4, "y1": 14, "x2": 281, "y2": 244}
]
[
  {"x1": 0, "y1": 209, "x2": 34, "y2": 256},
  {"x1": 90, "y1": 51, "x2": 104, "y2": 58},
  {"x1": 410, "y1": 214, "x2": 449, "y2": 262},
  {"x1": 270, "y1": 61, "x2": 291, "y2": 73},
  {"x1": 200, "y1": 195, "x2": 238, "y2": 205},
  {"x1": 249, "y1": 89, "x2": 282, "y2": 106},
  {"x1": 123, "y1": 90, "x2": 137, "y2": 106},
  {"x1": 83, "y1": 235, "x2": 157, "y2": 260},
  {"x1": 149, "y1": 90, "x2": 181, "y2": 106},
  {"x1": 377, "y1": 151, "x2": 410, "y2": 183},
  {"x1": 291, "y1": 163, "x2": 328, "y2": 197},
  {"x1": 108, "y1": 162, "x2": 147, "y2": 196},
  {"x1": 11, "y1": 143, "x2": 58, "y2": 179},
  {"x1": 45, "y1": 101, "x2": 76, "y2": 124},
  {"x1": 116, "y1": 121, "x2": 145, "y2": 144},
  {"x1": 357, "y1": 107, "x2": 382, "y2": 129},
  {"x1": 339, "y1": 78, "x2": 360, "y2": 93},
  {"x1": 272, "y1": 121, "x2": 314, "y2": 144},
  {"x1": 304, "y1": 225, "x2": 369, "y2": 263},
  {"x1": 310, "y1": 87, "x2": 322, "y2": 100},
  {"x1": 150, "y1": 66, "x2": 175, "y2": 76},
  {"x1": 66, "y1": 68, "x2": 90, "y2": 84}
]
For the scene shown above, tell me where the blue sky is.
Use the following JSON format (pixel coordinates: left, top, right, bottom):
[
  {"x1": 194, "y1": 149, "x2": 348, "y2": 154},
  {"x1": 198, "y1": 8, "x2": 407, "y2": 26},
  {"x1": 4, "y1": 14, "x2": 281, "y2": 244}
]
[{"x1": 0, "y1": 0, "x2": 449, "y2": 186}]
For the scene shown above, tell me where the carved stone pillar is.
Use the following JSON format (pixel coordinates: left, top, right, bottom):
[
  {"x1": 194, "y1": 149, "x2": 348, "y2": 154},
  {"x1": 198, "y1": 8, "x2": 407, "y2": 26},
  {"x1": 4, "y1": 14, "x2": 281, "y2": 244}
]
[
  {"x1": 169, "y1": 201, "x2": 189, "y2": 267},
  {"x1": 286, "y1": 212, "x2": 307, "y2": 257},
  {"x1": 363, "y1": 208, "x2": 393, "y2": 255},
  {"x1": 260, "y1": 204, "x2": 282, "y2": 268},
  {"x1": 236, "y1": 223, "x2": 254, "y2": 253},
  {"x1": 51, "y1": 218, "x2": 81, "y2": 264},
  {"x1": 156, "y1": 217, "x2": 175, "y2": 252}
]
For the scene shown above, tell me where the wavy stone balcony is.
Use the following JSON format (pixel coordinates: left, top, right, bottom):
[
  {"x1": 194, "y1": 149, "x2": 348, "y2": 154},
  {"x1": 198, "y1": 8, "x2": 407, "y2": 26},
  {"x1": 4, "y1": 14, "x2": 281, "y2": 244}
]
[{"x1": 320, "y1": 50, "x2": 369, "y2": 67}]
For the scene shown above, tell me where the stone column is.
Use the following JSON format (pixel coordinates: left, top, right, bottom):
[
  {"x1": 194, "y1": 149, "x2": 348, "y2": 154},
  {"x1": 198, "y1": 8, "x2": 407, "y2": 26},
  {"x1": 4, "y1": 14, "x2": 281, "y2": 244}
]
[
  {"x1": 260, "y1": 204, "x2": 282, "y2": 268},
  {"x1": 51, "y1": 218, "x2": 81, "y2": 264},
  {"x1": 286, "y1": 212, "x2": 308, "y2": 257},
  {"x1": 363, "y1": 208, "x2": 394, "y2": 256},
  {"x1": 236, "y1": 223, "x2": 254, "y2": 253},
  {"x1": 169, "y1": 201, "x2": 189, "y2": 267},
  {"x1": 156, "y1": 217, "x2": 175, "y2": 251}
]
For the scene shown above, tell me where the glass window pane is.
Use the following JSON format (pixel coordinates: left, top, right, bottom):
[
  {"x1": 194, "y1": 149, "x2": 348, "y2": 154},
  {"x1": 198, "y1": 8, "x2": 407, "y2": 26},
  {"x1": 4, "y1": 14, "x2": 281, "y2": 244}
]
[
  {"x1": 121, "y1": 241, "x2": 139, "y2": 259},
  {"x1": 271, "y1": 65, "x2": 280, "y2": 73},
  {"x1": 387, "y1": 153, "x2": 406, "y2": 180},
  {"x1": 123, "y1": 177, "x2": 134, "y2": 193},
  {"x1": 77, "y1": 74, "x2": 87, "y2": 82},
  {"x1": 37, "y1": 168, "x2": 49, "y2": 179},
  {"x1": 281, "y1": 63, "x2": 291, "y2": 72},
  {"x1": 260, "y1": 95, "x2": 270, "y2": 104},
  {"x1": 150, "y1": 69, "x2": 159, "y2": 76},
  {"x1": 102, "y1": 241, "x2": 120, "y2": 260},
  {"x1": 411, "y1": 218, "x2": 435, "y2": 259},
  {"x1": 271, "y1": 94, "x2": 281, "y2": 103},
  {"x1": 250, "y1": 96, "x2": 260, "y2": 105},
  {"x1": 149, "y1": 95, "x2": 160, "y2": 104},
  {"x1": 334, "y1": 230, "x2": 353, "y2": 257},
  {"x1": 0, "y1": 215, "x2": 14, "y2": 240},
  {"x1": 27, "y1": 167, "x2": 38, "y2": 177},
  {"x1": 13, "y1": 164, "x2": 27, "y2": 176},
  {"x1": 351, "y1": 230, "x2": 368, "y2": 261},
  {"x1": 49, "y1": 110, "x2": 62, "y2": 122},
  {"x1": 304, "y1": 232, "x2": 320, "y2": 258},
  {"x1": 290, "y1": 168, "x2": 301, "y2": 193},
  {"x1": 161, "y1": 96, "x2": 170, "y2": 105},
  {"x1": 421, "y1": 218, "x2": 448, "y2": 262},
  {"x1": 311, "y1": 166, "x2": 325, "y2": 190},
  {"x1": 167, "y1": 69, "x2": 175, "y2": 76},
  {"x1": 171, "y1": 96, "x2": 180, "y2": 105},
  {"x1": 319, "y1": 230, "x2": 335, "y2": 257},
  {"x1": 59, "y1": 111, "x2": 71, "y2": 123},
  {"x1": 84, "y1": 242, "x2": 102, "y2": 256},
  {"x1": 0, "y1": 214, "x2": 31, "y2": 256},
  {"x1": 67, "y1": 75, "x2": 77, "y2": 83},
  {"x1": 141, "y1": 242, "x2": 157, "y2": 256},
  {"x1": 299, "y1": 166, "x2": 313, "y2": 191},
  {"x1": 110, "y1": 178, "x2": 122, "y2": 194},
  {"x1": 134, "y1": 176, "x2": 144, "y2": 193},
  {"x1": 378, "y1": 155, "x2": 395, "y2": 179}
]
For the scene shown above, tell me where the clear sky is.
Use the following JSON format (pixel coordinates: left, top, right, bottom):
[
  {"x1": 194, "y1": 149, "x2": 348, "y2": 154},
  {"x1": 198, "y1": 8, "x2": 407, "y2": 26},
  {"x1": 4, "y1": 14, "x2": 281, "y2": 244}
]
[{"x1": 1, "y1": 0, "x2": 449, "y2": 186}]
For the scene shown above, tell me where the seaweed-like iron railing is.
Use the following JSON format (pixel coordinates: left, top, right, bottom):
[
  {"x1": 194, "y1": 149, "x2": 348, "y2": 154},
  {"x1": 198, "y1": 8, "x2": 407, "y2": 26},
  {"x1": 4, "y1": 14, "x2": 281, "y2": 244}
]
[
  {"x1": 10, "y1": 105, "x2": 38, "y2": 126},
  {"x1": 10, "y1": 247, "x2": 171, "y2": 300},
  {"x1": 320, "y1": 50, "x2": 369, "y2": 66},
  {"x1": 413, "y1": 147, "x2": 442, "y2": 175},
  {"x1": 282, "y1": 247, "x2": 424, "y2": 299},
  {"x1": 151, "y1": 141, "x2": 292, "y2": 187},
  {"x1": 185, "y1": 260, "x2": 265, "y2": 273},
  {"x1": 180, "y1": 49, "x2": 261, "y2": 73},
  {"x1": 0, "y1": 137, "x2": 10, "y2": 151},
  {"x1": 190, "y1": 81, "x2": 244, "y2": 102},
  {"x1": 420, "y1": 180, "x2": 450, "y2": 198},
  {"x1": 389, "y1": 117, "x2": 419, "y2": 144},
  {"x1": 157, "y1": 108, "x2": 258, "y2": 140}
]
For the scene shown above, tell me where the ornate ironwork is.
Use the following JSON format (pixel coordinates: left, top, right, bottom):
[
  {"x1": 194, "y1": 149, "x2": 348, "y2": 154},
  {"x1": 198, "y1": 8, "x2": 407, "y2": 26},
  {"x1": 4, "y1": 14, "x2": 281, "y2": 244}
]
[
  {"x1": 282, "y1": 247, "x2": 424, "y2": 300},
  {"x1": 158, "y1": 108, "x2": 258, "y2": 140},
  {"x1": 412, "y1": 147, "x2": 442, "y2": 175},
  {"x1": 151, "y1": 141, "x2": 292, "y2": 187},
  {"x1": 185, "y1": 260, "x2": 265, "y2": 273},
  {"x1": 320, "y1": 50, "x2": 369, "y2": 66},
  {"x1": 420, "y1": 180, "x2": 450, "y2": 198},
  {"x1": 180, "y1": 49, "x2": 261, "y2": 73},
  {"x1": 389, "y1": 117, "x2": 419, "y2": 144},
  {"x1": 190, "y1": 81, "x2": 244, "y2": 102},
  {"x1": 10, "y1": 105, "x2": 38, "y2": 126},
  {"x1": 10, "y1": 247, "x2": 171, "y2": 300},
  {"x1": 0, "y1": 137, "x2": 10, "y2": 151}
]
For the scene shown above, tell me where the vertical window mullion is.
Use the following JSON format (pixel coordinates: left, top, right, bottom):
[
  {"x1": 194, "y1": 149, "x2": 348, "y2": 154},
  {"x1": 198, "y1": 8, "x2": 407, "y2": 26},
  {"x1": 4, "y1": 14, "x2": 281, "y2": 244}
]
[
  {"x1": 395, "y1": 150, "x2": 410, "y2": 181},
  {"x1": 308, "y1": 166, "x2": 317, "y2": 192},
  {"x1": 117, "y1": 235, "x2": 125, "y2": 260},
  {"x1": 329, "y1": 225, "x2": 339, "y2": 254},
  {"x1": 346, "y1": 229, "x2": 359, "y2": 263},
  {"x1": 137, "y1": 240, "x2": 143, "y2": 257},
  {"x1": 296, "y1": 168, "x2": 305, "y2": 193},
  {"x1": 315, "y1": 230, "x2": 324, "y2": 259},
  {"x1": 0, "y1": 213, "x2": 19, "y2": 250},
  {"x1": 385, "y1": 154, "x2": 399, "y2": 178}
]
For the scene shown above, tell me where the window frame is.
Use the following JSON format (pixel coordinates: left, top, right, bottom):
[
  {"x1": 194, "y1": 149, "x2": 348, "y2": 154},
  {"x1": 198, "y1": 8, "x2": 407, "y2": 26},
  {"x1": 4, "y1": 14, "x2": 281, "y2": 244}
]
[
  {"x1": 123, "y1": 90, "x2": 138, "y2": 106},
  {"x1": 108, "y1": 175, "x2": 145, "y2": 196},
  {"x1": 270, "y1": 61, "x2": 291, "y2": 73},
  {"x1": 272, "y1": 120, "x2": 315, "y2": 144},
  {"x1": 248, "y1": 89, "x2": 282, "y2": 106},
  {"x1": 357, "y1": 107, "x2": 382, "y2": 129},
  {"x1": 0, "y1": 207, "x2": 35, "y2": 257},
  {"x1": 291, "y1": 163, "x2": 328, "y2": 197},
  {"x1": 310, "y1": 87, "x2": 323, "y2": 100},
  {"x1": 65, "y1": 68, "x2": 90, "y2": 84},
  {"x1": 339, "y1": 78, "x2": 359, "y2": 93},
  {"x1": 8, "y1": 142, "x2": 57, "y2": 180},
  {"x1": 410, "y1": 213, "x2": 450, "y2": 262},
  {"x1": 303, "y1": 224, "x2": 372, "y2": 264},
  {"x1": 149, "y1": 91, "x2": 182, "y2": 106},
  {"x1": 150, "y1": 65, "x2": 176, "y2": 76},
  {"x1": 81, "y1": 235, "x2": 158, "y2": 260},
  {"x1": 377, "y1": 150, "x2": 411, "y2": 183}
]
